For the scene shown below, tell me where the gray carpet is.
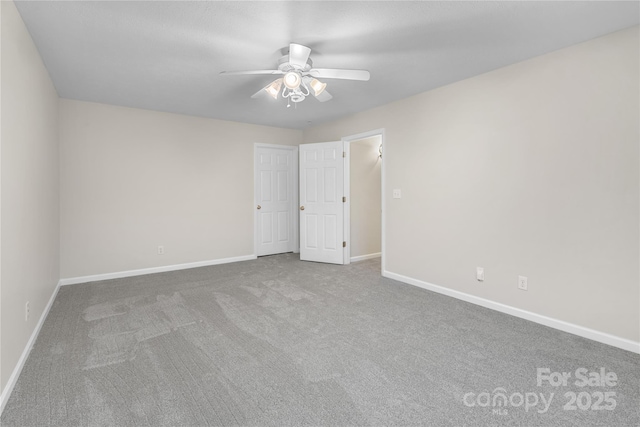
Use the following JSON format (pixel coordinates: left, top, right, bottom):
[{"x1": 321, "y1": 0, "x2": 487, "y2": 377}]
[{"x1": 2, "y1": 254, "x2": 638, "y2": 426}]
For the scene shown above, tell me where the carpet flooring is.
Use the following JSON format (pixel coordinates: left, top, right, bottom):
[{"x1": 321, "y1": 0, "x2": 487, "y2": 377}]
[{"x1": 1, "y1": 254, "x2": 639, "y2": 426}]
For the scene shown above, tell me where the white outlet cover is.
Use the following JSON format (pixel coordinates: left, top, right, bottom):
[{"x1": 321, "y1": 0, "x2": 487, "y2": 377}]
[
  {"x1": 518, "y1": 275, "x2": 528, "y2": 290},
  {"x1": 393, "y1": 189, "x2": 402, "y2": 199}
]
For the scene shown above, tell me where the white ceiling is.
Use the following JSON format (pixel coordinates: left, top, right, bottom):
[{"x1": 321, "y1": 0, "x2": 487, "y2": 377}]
[{"x1": 14, "y1": 1, "x2": 639, "y2": 130}]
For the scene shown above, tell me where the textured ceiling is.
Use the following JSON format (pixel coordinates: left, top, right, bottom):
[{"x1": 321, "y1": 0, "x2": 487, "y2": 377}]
[{"x1": 14, "y1": 1, "x2": 639, "y2": 130}]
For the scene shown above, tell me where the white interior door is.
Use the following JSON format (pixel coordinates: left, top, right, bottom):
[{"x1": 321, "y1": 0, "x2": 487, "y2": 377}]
[
  {"x1": 299, "y1": 141, "x2": 344, "y2": 264},
  {"x1": 255, "y1": 145, "x2": 296, "y2": 256}
]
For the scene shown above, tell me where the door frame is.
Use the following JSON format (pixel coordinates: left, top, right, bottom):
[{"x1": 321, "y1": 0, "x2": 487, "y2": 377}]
[
  {"x1": 253, "y1": 143, "x2": 299, "y2": 257},
  {"x1": 341, "y1": 129, "x2": 385, "y2": 271}
]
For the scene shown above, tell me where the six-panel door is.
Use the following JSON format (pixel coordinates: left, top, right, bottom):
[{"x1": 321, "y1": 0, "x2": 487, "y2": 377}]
[
  {"x1": 299, "y1": 141, "x2": 344, "y2": 264},
  {"x1": 255, "y1": 147, "x2": 294, "y2": 256}
]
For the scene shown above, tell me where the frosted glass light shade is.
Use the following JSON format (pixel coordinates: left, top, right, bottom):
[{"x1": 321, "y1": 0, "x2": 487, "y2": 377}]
[
  {"x1": 265, "y1": 78, "x2": 283, "y2": 99},
  {"x1": 283, "y1": 72, "x2": 302, "y2": 89},
  {"x1": 309, "y1": 78, "x2": 327, "y2": 96}
]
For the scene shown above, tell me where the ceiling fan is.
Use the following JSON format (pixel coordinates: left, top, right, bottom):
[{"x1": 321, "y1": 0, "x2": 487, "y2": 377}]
[{"x1": 220, "y1": 43, "x2": 370, "y2": 105}]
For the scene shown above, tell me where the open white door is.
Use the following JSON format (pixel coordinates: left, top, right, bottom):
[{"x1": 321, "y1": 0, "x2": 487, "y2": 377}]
[{"x1": 299, "y1": 141, "x2": 344, "y2": 264}]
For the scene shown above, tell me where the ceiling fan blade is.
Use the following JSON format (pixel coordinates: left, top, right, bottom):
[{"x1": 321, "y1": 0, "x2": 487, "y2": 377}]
[
  {"x1": 251, "y1": 88, "x2": 266, "y2": 99},
  {"x1": 313, "y1": 89, "x2": 333, "y2": 102},
  {"x1": 220, "y1": 70, "x2": 283, "y2": 76},
  {"x1": 289, "y1": 43, "x2": 311, "y2": 69},
  {"x1": 308, "y1": 68, "x2": 370, "y2": 81}
]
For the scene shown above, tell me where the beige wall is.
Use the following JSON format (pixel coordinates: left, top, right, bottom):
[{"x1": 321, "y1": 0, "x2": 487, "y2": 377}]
[
  {"x1": 304, "y1": 27, "x2": 640, "y2": 342},
  {"x1": 60, "y1": 100, "x2": 302, "y2": 278},
  {"x1": 1, "y1": 0, "x2": 60, "y2": 392},
  {"x1": 350, "y1": 136, "x2": 381, "y2": 258}
]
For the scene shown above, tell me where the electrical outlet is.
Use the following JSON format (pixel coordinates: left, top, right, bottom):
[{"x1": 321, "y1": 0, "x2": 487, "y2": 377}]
[
  {"x1": 518, "y1": 275, "x2": 528, "y2": 291},
  {"x1": 25, "y1": 301, "x2": 30, "y2": 321},
  {"x1": 392, "y1": 189, "x2": 402, "y2": 199},
  {"x1": 476, "y1": 267, "x2": 484, "y2": 281},
  {"x1": 158, "y1": 245, "x2": 164, "y2": 255}
]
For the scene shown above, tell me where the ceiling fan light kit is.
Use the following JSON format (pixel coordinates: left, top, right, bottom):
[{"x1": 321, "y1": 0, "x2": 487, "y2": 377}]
[{"x1": 221, "y1": 43, "x2": 370, "y2": 105}]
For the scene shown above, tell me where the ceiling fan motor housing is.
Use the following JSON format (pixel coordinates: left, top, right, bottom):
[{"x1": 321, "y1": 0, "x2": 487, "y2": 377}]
[{"x1": 278, "y1": 55, "x2": 313, "y2": 73}]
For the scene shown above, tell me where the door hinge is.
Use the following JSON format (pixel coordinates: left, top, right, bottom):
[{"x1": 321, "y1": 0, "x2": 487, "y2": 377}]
[
  {"x1": 343, "y1": 151, "x2": 346, "y2": 158},
  {"x1": 342, "y1": 196, "x2": 346, "y2": 203},
  {"x1": 343, "y1": 241, "x2": 346, "y2": 248}
]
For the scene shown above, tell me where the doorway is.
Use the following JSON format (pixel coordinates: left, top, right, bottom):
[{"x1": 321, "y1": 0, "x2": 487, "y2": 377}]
[
  {"x1": 346, "y1": 135, "x2": 382, "y2": 261},
  {"x1": 296, "y1": 130, "x2": 385, "y2": 270},
  {"x1": 343, "y1": 129, "x2": 385, "y2": 272}
]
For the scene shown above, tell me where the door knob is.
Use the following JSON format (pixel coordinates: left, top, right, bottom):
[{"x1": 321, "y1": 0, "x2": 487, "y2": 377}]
[
  {"x1": 257, "y1": 205, "x2": 261, "y2": 210},
  {"x1": 300, "y1": 206, "x2": 305, "y2": 211}
]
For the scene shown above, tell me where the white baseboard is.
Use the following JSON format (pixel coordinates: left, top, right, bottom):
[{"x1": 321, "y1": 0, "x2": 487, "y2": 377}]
[
  {"x1": 0, "y1": 280, "x2": 61, "y2": 416},
  {"x1": 59, "y1": 254, "x2": 257, "y2": 286},
  {"x1": 383, "y1": 270, "x2": 640, "y2": 355},
  {"x1": 351, "y1": 252, "x2": 382, "y2": 262}
]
